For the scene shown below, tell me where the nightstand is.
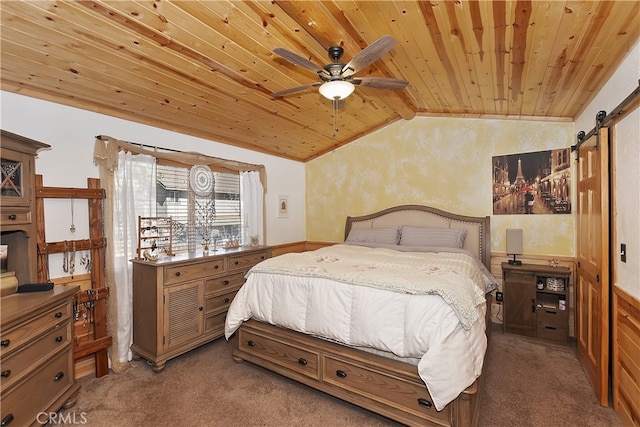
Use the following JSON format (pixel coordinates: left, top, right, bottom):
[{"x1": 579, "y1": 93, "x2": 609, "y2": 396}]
[{"x1": 502, "y1": 262, "x2": 571, "y2": 344}]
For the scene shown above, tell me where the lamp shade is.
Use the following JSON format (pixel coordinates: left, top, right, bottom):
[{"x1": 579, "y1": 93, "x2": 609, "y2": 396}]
[
  {"x1": 318, "y1": 80, "x2": 355, "y2": 100},
  {"x1": 506, "y1": 228, "x2": 523, "y2": 255}
]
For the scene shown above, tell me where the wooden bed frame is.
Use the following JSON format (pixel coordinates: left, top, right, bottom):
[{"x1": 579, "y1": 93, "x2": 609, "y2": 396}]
[{"x1": 232, "y1": 205, "x2": 491, "y2": 426}]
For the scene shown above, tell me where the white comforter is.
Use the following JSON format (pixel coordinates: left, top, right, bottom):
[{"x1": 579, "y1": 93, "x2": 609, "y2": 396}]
[{"x1": 225, "y1": 244, "x2": 488, "y2": 410}]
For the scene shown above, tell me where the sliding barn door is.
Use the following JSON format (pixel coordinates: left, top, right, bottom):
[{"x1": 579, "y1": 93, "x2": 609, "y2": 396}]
[{"x1": 576, "y1": 128, "x2": 610, "y2": 406}]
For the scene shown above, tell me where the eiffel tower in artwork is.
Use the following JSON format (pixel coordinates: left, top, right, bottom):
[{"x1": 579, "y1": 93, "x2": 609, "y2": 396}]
[{"x1": 513, "y1": 158, "x2": 527, "y2": 191}]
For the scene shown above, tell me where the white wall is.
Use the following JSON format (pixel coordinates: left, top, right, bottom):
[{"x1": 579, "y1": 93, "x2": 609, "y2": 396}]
[
  {"x1": 1, "y1": 91, "x2": 306, "y2": 278},
  {"x1": 574, "y1": 41, "x2": 640, "y2": 299}
]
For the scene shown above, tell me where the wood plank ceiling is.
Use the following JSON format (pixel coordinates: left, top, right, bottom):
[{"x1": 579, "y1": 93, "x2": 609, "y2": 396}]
[{"x1": 1, "y1": 1, "x2": 638, "y2": 162}]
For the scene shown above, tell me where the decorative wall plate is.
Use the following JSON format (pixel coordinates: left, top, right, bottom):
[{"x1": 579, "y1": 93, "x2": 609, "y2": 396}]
[{"x1": 189, "y1": 165, "x2": 214, "y2": 196}]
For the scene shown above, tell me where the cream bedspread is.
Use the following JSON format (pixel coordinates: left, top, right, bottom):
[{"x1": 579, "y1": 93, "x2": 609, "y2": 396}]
[{"x1": 225, "y1": 244, "x2": 488, "y2": 410}]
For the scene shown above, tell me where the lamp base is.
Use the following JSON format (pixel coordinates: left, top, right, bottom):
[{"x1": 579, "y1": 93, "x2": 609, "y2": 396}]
[{"x1": 508, "y1": 254, "x2": 522, "y2": 265}]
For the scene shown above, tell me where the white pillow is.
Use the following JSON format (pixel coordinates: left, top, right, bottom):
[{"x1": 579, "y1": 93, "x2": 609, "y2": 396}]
[
  {"x1": 399, "y1": 226, "x2": 467, "y2": 248},
  {"x1": 345, "y1": 227, "x2": 399, "y2": 245}
]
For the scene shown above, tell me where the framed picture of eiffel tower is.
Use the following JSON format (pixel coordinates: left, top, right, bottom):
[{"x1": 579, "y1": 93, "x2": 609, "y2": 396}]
[{"x1": 492, "y1": 148, "x2": 572, "y2": 215}]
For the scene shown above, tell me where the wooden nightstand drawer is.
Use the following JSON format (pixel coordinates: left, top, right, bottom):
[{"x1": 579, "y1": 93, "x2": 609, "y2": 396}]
[
  {"x1": 0, "y1": 301, "x2": 71, "y2": 358},
  {"x1": 503, "y1": 269, "x2": 535, "y2": 284},
  {"x1": 537, "y1": 307, "x2": 568, "y2": 327},
  {"x1": 322, "y1": 355, "x2": 448, "y2": 424},
  {"x1": 165, "y1": 259, "x2": 226, "y2": 285},
  {"x1": 204, "y1": 272, "x2": 244, "y2": 295},
  {"x1": 228, "y1": 251, "x2": 268, "y2": 272},
  {"x1": 0, "y1": 349, "x2": 73, "y2": 427},
  {"x1": 1, "y1": 321, "x2": 71, "y2": 391},
  {"x1": 238, "y1": 328, "x2": 319, "y2": 380},
  {"x1": 537, "y1": 325, "x2": 568, "y2": 343}
]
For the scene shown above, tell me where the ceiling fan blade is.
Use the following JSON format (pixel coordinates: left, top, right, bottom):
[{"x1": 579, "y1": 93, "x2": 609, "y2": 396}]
[
  {"x1": 340, "y1": 35, "x2": 397, "y2": 77},
  {"x1": 273, "y1": 48, "x2": 329, "y2": 77},
  {"x1": 271, "y1": 82, "x2": 321, "y2": 98},
  {"x1": 352, "y1": 77, "x2": 409, "y2": 90}
]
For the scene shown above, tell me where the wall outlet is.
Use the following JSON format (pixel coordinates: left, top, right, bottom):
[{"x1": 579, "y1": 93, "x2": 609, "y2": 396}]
[{"x1": 496, "y1": 291, "x2": 503, "y2": 303}]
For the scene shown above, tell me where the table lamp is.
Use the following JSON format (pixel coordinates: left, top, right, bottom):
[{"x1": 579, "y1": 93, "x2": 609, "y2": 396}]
[{"x1": 506, "y1": 228, "x2": 523, "y2": 265}]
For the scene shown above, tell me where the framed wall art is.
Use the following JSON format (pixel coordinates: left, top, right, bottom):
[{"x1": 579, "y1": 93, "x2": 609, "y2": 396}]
[
  {"x1": 277, "y1": 194, "x2": 289, "y2": 218},
  {"x1": 492, "y1": 148, "x2": 571, "y2": 215}
]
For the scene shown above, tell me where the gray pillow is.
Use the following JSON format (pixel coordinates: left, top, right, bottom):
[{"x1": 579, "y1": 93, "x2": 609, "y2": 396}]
[
  {"x1": 345, "y1": 227, "x2": 399, "y2": 245},
  {"x1": 399, "y1": 226, "x2": 467, "y2": 248}
]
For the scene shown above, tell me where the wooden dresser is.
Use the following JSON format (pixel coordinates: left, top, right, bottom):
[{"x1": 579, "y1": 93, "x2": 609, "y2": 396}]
[
  {"x1": 0, "y1": 286, "x2": 80, "y2": 426},
  {"x1": 131, "y1": 246, "x2": 271, "y2": 372}
]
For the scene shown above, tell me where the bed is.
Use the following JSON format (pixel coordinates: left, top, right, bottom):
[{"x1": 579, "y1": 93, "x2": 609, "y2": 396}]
[{"x1": 225, "y1": 205, "x2": 493, "y2": 426}]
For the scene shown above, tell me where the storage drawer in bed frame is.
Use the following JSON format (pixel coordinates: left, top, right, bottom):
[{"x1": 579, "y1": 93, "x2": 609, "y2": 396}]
[{"x1": 233, "y1": 319, "x2": 484, "y2": 426}]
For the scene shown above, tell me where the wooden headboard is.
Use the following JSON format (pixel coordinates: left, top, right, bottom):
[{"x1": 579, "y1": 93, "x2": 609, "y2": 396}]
[{"x1": 344, "y1": 205, "x2": 491, "y2": 269}]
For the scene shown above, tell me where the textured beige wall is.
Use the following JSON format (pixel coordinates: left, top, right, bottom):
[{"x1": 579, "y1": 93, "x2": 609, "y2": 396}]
[{"x1": 306, "y1": 116, "x2": 575, "y2": 257}]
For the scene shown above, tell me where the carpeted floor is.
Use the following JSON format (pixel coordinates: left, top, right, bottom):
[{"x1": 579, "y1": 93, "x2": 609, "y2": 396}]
[{"x1": 59, "y1": 325, "x2": 622, "y2": 426}]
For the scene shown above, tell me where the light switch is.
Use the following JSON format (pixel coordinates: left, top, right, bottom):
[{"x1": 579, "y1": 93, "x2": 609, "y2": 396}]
[{"x1": 621, "y1": 243, "x2": 627, "y2": 263}]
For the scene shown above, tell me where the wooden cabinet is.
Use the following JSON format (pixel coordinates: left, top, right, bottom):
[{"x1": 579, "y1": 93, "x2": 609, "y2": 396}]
[
  {"x1": 0, "y1": 130, "x2": 50, "y2": 285},
  {"x1": 1, "y1": 286, "x2": 81, "y2": 426},
  {"x1": 131, "y1": 246, "x2": 270, "y2": 372},
  {"x1": 502, "y1": 263, "x2": 571, "y2": 344}
]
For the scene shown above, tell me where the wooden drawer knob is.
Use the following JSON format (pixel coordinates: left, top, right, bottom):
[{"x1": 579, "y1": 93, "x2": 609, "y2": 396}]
[
  {"x1": 7, "y1": 214, "x2": 16, "y2": 221},
  {"x1": 53, "y1": 371, "x2": 65, "y2": 381},
  {"x1": 1, "y1": 413, "x2": 14, "y2": 426},
  {"x1": 175, "y1": 272, "x2": 181, "y2": 277},
  {"x1": 55, "y1": 335, "x2": 63, "y2": 343},
  {"x1": 55, "y1": 311, "x2": 63, "y2": 318},
  {"x1": 247, "y1": 340, "x2": 255, "y2": 347},
  {"x1": 0, "y1": 340, "x2": 10, "y2": 347},
  {"x1": 223, "y1": 298, "x2": 230, "y2": 304},
  {"x1": 1, "y1": 370, "x2": 10, "y2": 378},
  {"x1": 298, "y1": 358, "x2": 307, "y2": 366},
  {"x1": 336, "y1": 370, "x2": 347, "y2": 378},
  {"x1": 222, "y1": 280, "x2": 229, "y2": 286}
]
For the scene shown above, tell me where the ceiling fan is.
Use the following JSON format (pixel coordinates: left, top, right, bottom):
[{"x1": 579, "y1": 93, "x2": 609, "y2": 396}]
[{"x1": 270, "y1": 35, "x2": 409, "y2": 101}]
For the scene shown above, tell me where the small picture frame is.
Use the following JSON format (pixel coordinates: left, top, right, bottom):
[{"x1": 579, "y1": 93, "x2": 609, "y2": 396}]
[{"x1": 277, "y1": 194, "x2": 289, "y2": 218}]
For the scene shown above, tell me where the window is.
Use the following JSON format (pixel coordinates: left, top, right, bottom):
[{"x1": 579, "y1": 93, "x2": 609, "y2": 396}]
[{"x1": 156, "y1": 163, "x2": 241, "y2": 254}]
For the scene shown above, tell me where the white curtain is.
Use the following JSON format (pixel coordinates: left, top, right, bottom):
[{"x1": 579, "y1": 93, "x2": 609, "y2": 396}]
[
  {"x1": 112, "y1": 151, "x2": 156, "y2": 364},
  {"x1": 240, "y1": 171, "x2": 264, "y2": 245}
]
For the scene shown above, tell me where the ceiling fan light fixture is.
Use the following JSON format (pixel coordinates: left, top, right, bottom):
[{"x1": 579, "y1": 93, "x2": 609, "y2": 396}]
[{"x1": 319, "y1": 80, "x2": 355, "y2": 100}]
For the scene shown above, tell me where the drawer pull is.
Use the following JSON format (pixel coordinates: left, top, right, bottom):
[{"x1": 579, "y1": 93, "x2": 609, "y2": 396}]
[
  {"x1": 222, "y1": 280, "x2": 230, "y2": 286},
  {"x1": 1, "y1": 370, "x2": 10, "y2": 378},
  {"x1": 1, "y1": 413, "x2": 14, "y2": 426},
  {"x1": 0, "y1": 340, "x2": 10, "y2": 347},
  {"x1": 175, "y1": 271, "x2": 181, "y2": 277},
  {"x1": 247, "y1": 340, "x2": 256, "y2": 347},
  {"x1": 260, "y1": 256, "x2": 265, "y2": 260},
  {"x1": 336, "y1": 370, "x2": 347, "y2": 378},
  {"x1": 214, "y1": 265, "x2": 219, "y2": 269},
  {"x1": 234, "y1": 261, "x2": 239, "y2": 265},
  {"x1": 55, "y1": 311, "x2": 63, "y2": 318},
  {"x1": 223, "y1": 298, "x2": 230, "y2": 304},
  {"x1": 199, "y1": 306, "x2": 203, "y2": 311},
  {"x1": 55, "y1": 335, "x2": 64, "y2": 343},
  {"x1": 298, "y1": 358, "x2": 308, "y2": 366},
  {"x1": 545, "y1": 310, "x2": 557, "y2": 315},
  {"x1": 53, "y1": 371, "x2": 65, "y2": 381},
  {"x1": 417, "y1": 398, "x2": 433, "y2": 408},
  {"x1": 7, "y1": 214, "x2": 16, "y2": 221},
  {"x1": 545, "y1": 326, "x2": 557, "y2": 330}
]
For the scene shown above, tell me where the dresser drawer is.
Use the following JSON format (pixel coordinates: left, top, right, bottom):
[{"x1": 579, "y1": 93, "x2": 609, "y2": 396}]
[
  {"x1": 204, "y1": 272, "x2": 244, "y2": 295},
  {"x1": 0, "y1": 210, "x2": 31, "y2": 226},
  {"x1": 165, "y1": 259, "x2": 226, "y2": 285},
  {"x1": 204, "y1": 290, "x2": 239, "y2": 315},
  {"x1": 228, "y1": 251, "x2": 268, "y2": 272},
  {"x1": 322, "y1": 355, "x2": 448, "y2": 424},
  {"x1": 1, "y1": 321, "x2": 71, "y2": 392},
  {"x1": 204, "y1": 312, "x2": 227, "y2": 335},
  {"x1": 238, "y1": 329, "x2": 319, "y2": 380},
  {"x1": 0, "y1": 349, "x2": 73, "y2": 427},
  {"x1": 0, "y1": 301, "x2": 71, "y2": 358}
]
